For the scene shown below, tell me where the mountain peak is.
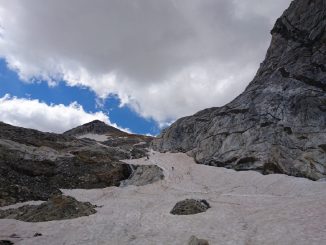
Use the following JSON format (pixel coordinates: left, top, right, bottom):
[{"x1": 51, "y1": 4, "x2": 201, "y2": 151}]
[
  {"x1": 86, "y1": 119, "x2": 106, "y2": 125},
  {"x1": 64, "y1": 120, "x2": 126, "y2": 137}
]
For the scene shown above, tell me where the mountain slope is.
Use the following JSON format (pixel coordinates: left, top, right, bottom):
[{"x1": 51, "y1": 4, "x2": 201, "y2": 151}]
[
  {"x1": 0, "y1": 121, "x2": 156, "y2": 206},
  {"x1": 63, "y1": 120, "x2": 126, "y2": 137},
  {"x1": 153, "y1": 0, "x2": 326, "y2": 180}
]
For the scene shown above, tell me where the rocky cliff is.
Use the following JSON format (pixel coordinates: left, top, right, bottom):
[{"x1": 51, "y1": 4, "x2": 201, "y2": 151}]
[
  {"x1": 153, "y1": 0, "x2": 326, "y2": 180},
  {"x1": 0, "y1": 121, "x2": 158, "y2": 207}
]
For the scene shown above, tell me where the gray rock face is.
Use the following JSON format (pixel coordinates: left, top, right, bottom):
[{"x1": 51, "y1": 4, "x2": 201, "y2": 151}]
[
  {"x1": 153, "y1": 0, "x2": 326, "y2": 180},
  {"x1": 0, "y1": 195, "x2": 97, "y2": 222},
  {"x1": 170, "y1": 199, "x2": 210, "y2": 215},
  {"x1": 120, "y1": 165, "x2": 164, "y2": 186}
]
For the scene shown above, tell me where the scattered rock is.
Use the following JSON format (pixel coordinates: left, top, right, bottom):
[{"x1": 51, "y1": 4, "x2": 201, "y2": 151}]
[
  {"x1": 120, "y1": 165, "x2": 164, "y2": 186},
  {"x1": 170, "y1": 199, "x2": 210, "y2": 215},
  {"x1": 0, "y1": 195, "x2": 97, "y2": 222},
  {"x1": 188, "y1": 235, "x2": 209, "y2": 245}
]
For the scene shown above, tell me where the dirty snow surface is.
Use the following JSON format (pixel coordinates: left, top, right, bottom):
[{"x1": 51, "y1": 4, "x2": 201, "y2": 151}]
[
  {"x1": 1, "y1": 151, "x2": 326, "y2": 245},
  {"x1": 76, "y1": 133, "x2": 109, "y2": 142}
]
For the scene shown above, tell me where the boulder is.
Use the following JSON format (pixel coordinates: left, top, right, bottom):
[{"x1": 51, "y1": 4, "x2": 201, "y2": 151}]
[
  {"x1": 188, "y1": 236, "x2": 209, "y2": 245},
  {"x1": 170, "y1": 199, "x2": 210, "y2": 215},
  {"x1": 120, "y1": 165, "x2": 164, "y2": 187}
]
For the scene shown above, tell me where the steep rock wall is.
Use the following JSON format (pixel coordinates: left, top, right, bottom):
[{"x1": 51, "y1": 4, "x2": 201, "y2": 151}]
[{"x1": 153, "y1": 0, "x2": 326, "y2": 180}]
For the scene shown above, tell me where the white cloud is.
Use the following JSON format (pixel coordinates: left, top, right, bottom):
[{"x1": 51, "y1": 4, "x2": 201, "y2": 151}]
[
  {"x1": 0, "y1": 94, "x2": 124, "y2": 133},
  {"x1": 0, "y1": 0, "x2": 292, "y2": 124}
]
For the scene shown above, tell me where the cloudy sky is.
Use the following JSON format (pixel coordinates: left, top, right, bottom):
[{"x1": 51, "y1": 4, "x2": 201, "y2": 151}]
[{"x1": 0, "y1": 0, "x2": 291, "y2": 134}]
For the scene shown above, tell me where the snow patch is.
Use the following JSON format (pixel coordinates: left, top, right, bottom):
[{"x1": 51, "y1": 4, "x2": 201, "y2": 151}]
[
  {"x1": 76, "y1": 134, "x2": 109, "y2": 142},
  {"x1": 0, "y1": 201, "x2": 45, "y2": 211},
  {"x1": 1, "y1": 152, "x2": 326, "y2": 244}
]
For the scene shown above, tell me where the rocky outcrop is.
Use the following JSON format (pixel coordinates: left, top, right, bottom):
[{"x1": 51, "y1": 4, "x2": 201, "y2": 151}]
[
  {"x1": 170, "y1": 199, "x2": 210, "y2": 215},
  {"x1": 153, "y1": 0, "x2": 326, "y2": 180},
  {"x1": 0, "y1": 121, "x2": 157, "y2": 207},
  {"x1": 120, "y1": 165, "x2": 164, "y2": 186},
  {"x1": 0, "y1": 195, "x2": 96, "y2": 222},
  {"x1": 188, "y1": 236, "x2": 209, "y2": 245},
  {"x1": 65, "y1": 120, "x2": 153, "y2": 159}
]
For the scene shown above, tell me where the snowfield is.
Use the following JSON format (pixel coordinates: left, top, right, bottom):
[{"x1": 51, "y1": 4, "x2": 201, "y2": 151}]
[
  {"x1": 76, "y1": 133, "x2": 110, "y2": 142},
  {"x1": 1, "y1": 151, "x2": 326, "y2": 244}
]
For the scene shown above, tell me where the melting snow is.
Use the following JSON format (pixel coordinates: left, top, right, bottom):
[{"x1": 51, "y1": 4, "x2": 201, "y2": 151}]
[
  {"x1": 1, "y1": 151, "x2": 326, "y2": 244},
  {"x1": 76, "y1": 134, "x2": 109, "y2": 142}
]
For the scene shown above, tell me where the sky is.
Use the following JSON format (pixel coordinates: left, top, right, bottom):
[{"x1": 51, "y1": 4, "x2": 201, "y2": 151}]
[{"x1": 0, "y1": 0, "x2": 291, "y2": 135}]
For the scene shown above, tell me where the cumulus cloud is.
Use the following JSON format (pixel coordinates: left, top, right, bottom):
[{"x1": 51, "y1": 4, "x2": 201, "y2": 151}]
[
  {"x1": 0, "y1": 94, "x2": 124, "y2": 133},
  {"x1": 0, "y1": 0, "x2": 291, "y2": 124}
]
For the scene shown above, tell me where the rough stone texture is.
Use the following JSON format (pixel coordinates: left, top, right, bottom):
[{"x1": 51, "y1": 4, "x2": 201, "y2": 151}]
[
  {"x1": 188, "y1": 236, "x2": 209, "y2": 245},
  {"x1": 0, "y1": 121, "x2": 156, "y2": 206},
  {"x1": 0, "y1": 195, "x2": 96, "y2": 222},
  {"x1": 170, "y1": 199, "x2": 210, "y2": 215},
  {"x1": 120, "y1": 165, "x2": 164, "y2": 186},
  {"x1": 0, "y1": 241, "x2": 14, "y2": 245},
  {"x1": 153, "y1": 0, "x2": 326, "y2": 180}
]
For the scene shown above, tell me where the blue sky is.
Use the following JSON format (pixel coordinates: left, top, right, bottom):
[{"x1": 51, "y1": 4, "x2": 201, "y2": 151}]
[{"x1": 0, "y1": 58, "x2": 160, "y2": 135}]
